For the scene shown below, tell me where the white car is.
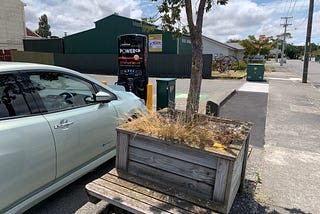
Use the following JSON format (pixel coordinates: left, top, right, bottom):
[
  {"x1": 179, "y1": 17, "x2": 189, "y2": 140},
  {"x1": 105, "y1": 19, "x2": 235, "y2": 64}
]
[{"x1": 0, "y1": 62, "x2": 147, "y2": 214}]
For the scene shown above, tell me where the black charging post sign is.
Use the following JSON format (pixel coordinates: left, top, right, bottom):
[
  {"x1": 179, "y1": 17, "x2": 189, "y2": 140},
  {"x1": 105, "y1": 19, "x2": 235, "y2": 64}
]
[{"x1": 117, "y1": 34, "x2": 148, "y2": 101}]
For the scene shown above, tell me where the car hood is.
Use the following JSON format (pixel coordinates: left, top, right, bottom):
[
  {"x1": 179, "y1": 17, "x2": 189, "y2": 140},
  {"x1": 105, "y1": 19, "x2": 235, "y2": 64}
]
[{"x1": 106, "y1": 85, "x2": 126, "y2": 92}]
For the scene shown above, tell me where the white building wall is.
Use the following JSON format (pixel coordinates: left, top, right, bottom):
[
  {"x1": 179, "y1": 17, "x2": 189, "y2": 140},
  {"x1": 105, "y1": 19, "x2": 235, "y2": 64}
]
[
  {"x1": 228, "y1": 49, "x2": 243, "y2": 60},
  {"x1": 202, "y1": 38, "x2": 229, "y2": 59},
  {"x1": 0, "y1": 0, "x2": 25, "y2": 50}
]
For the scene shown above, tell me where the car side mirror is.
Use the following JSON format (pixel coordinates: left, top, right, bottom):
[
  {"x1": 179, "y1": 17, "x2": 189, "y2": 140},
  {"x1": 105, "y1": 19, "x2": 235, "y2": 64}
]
[{"x1": 94, "y1": 91, "x2": 114, "y2": 103}]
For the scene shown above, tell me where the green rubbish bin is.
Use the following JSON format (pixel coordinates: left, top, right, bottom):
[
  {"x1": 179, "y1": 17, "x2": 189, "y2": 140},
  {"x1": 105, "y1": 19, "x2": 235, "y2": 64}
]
[
  {"x1": 156, "y1": 78, "x2": 176, "y2": 110},
  {"x1": 246, "y1": 64, "x2": 265, "y2": 81}
]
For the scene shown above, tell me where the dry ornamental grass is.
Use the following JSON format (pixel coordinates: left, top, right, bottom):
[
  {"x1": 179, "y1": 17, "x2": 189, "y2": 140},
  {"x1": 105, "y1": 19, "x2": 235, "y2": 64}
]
[{"x1": 119, "y1": 110, "x2": 251, "y2": 151}]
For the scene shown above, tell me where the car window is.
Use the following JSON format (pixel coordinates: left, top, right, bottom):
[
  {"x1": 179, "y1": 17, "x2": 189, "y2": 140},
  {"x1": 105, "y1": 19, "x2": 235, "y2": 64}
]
[
  {"x1": 0, "y1": 74, "x2": 31, "y2": 119},
  {"x1": 29, "y1": 72, "x2": 96, "y2": 112}
]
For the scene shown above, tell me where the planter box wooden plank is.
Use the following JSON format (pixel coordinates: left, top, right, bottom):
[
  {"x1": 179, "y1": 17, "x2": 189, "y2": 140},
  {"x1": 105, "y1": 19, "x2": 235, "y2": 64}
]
[
  {"x1": 213, "y1": 158, "x2": 230, "y2": 203},
  {"x1": 128, "y1": 161, "x2": 214, "y2": 200},
  {"x1": 129, "y1": 147, "x2": 216, "y2": 185},
  {"x1": 115, "y1": 115, "x2": 251, "y2": 214},
  {"x1": 116, "y1": 133, "x2": 129, "y2": 170},
  {"x1": 128, "y1": 134, "x2": 219, "y2": 169},
  {"x1": 229, "y1": 141, "x2": 246, "y2": 198}
]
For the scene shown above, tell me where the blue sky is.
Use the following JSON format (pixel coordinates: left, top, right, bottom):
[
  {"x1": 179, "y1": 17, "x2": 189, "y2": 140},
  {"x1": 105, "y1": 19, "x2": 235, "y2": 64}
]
[{"x1": 23, "y1": 0, "x2": 320, "y2": 45}]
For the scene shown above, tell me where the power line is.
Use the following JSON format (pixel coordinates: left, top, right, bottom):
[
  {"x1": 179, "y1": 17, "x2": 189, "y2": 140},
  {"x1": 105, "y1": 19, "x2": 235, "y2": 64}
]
[
  {"x1": 286, "y1": 0, "x2": 294, "y2": 16},
  {"x1": 282, "y1": 0, "x2": 289, "y2": 14},
  {"x1": 293, "y1": 1, "x2": 310, "y2": 29},
  {"x1": 288, "y1": 0, "x2": 298, "y2": 16}
]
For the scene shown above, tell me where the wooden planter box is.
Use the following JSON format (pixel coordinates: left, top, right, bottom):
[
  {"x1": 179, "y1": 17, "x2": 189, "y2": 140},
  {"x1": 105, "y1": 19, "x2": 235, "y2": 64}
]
[{"x1": 115, "y1": 114, "x2": 251, "y2": 214}]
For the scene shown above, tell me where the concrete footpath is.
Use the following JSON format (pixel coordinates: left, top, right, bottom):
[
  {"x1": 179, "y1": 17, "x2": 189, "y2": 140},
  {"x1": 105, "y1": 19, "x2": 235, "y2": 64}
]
[
  {"x1": 80, "y1": 65, "x2": 320, "y2": 213},
  {"x1": 225, "y1": 62, "x2": 320, "y2": 214},
  {"x1": 256, "y1": 63, "x2": 320, "y2": 214}
]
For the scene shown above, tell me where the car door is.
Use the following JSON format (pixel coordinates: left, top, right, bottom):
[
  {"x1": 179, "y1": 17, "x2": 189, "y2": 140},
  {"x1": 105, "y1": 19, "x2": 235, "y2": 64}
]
[
  {"x1": 28, "y1": 71, "x2": 118, "y2": 178},
  {"x1": 0, "y1": 73, "x2": 56, "y2": 212}
]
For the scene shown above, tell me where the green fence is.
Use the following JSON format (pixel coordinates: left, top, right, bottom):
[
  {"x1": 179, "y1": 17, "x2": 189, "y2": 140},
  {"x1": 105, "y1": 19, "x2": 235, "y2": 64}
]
[
  {"x1": 12, "y1": 51, "x2": 213, "y2": 79},
  {"x1": 12, "y1": 51, "x2": 54, "y2": 65}
]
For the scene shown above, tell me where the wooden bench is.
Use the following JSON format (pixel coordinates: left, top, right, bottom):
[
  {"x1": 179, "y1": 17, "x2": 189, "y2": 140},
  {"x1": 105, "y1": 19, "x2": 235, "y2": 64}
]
[{"x1": 86, "y1": 168, "x2": 220, "y2": 214}]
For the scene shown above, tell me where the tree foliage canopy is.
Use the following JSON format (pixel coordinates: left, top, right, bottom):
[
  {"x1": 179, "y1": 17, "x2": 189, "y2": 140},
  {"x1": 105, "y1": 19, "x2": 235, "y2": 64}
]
[
  {"x1": 240, "y1": 35, "x2": 276, "y2": 57},
  {"x1": 285, "y1": 43, "x2": 319, "y2": 59},
  {"x1": 35, "y1": 14, "x2": 52, "y2": 38}
]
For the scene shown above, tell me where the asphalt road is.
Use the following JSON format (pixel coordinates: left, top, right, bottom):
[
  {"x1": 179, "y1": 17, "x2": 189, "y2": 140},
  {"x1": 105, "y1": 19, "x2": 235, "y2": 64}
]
[
  {"x1": 25, "y1": 159, "x2": 115, "y2": 214},
  {"x1": 284, "y1": 59, "x2": 320, "y2": 86},
  {"x1": 220, "y1": 91, "x2": 268, "y2": 148}
]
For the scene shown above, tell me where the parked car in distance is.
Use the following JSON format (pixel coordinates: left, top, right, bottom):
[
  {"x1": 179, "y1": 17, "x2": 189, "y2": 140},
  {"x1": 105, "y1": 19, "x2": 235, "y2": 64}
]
[
  {"x1": 280, "y1": 57, "x2": 287, "y2": 63},
  {"x1": 249, "y1": 55, "x2": 266, "y2": 63},
  {"x1": 0, "y1": 62, "x2": 147, "y2": 214}
]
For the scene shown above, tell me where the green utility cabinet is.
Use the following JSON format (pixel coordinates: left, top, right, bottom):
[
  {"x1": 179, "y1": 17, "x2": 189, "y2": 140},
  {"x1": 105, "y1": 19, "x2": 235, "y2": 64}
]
[
  {"x1": 156, "y1": 78, "x2": 176, "y2": 110},
  {"x1": 246, "y1": 64, "x2": 265, "y2": 81}
]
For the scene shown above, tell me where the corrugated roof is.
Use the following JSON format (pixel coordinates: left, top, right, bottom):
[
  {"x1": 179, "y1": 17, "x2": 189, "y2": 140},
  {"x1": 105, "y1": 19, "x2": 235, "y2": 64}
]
[
  {"x1": 226, "y1": 43, "x2": 244, "y2": 50},
  {"x1": 26, "y1": 28, "x2": 41, "y2": 38},
  {"x1": 202, "y1": 35, "x2": 244, "y2": 50}
]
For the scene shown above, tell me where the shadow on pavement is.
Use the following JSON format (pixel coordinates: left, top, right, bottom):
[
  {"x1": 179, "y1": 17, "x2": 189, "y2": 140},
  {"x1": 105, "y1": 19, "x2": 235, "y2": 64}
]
[
  {"x1": 25, "y1": 158, "x2": 115, "y2": 214},
  {"x1": 220, "y1": 91, "x2": 268, "y2": 148},
  {"x1": 231, "y1": 179, "x2": 312, "y2": 214}
]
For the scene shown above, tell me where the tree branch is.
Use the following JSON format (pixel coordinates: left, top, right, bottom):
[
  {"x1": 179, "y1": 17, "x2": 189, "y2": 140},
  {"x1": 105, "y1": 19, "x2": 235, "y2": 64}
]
[
  {"x1": 185, "y1": 0, "x2": 195, "y2": 34},
  {"x1": 196, "y1": 0, "x2": 206, "y2": 33}
]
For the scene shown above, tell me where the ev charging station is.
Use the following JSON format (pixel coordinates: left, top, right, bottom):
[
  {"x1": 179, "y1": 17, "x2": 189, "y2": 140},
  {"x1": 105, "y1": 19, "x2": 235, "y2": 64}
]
[{"x1": 117, "y1": 34, "x2": 148, "y2": 102}]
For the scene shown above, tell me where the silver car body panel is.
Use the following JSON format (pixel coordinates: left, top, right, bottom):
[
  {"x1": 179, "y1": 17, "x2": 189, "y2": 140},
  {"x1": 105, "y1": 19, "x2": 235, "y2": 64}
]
[
  {"x1": 44, "y1": 102, "x2": 117, "y2": 178},
  {"x1": 0, "y1": 62, "x2": 146, "y2": 214},
  {"x1": 0, "y1": 116, "x2": 56, "y2": 212}
]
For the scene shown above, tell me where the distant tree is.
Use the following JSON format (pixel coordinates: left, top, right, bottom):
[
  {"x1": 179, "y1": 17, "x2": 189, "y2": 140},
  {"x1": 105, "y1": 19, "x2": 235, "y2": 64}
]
[
  {"x1": 35, "y1": 14, "x2": 51, "y2": 38},
  {"x1": 240, "y1": 35, "x2": 275, "y2": 57},
  {"x1": 227, "y1": 39, "x2": 241, "y2": 43},
  {"x1": 277, "y1": 32, "x2": 292, "y2": 40},
  {"x1": 285, "y1": 43, "x2": 318, "y2": 59},
  {"x1": 285, "y1": 44, "x2": 303, "y2": 59},
  {"x1": 276, "y1": 33, "x2": 292, "y2": 56},
  {"x1": 310, "y1": 43, "x2": 318, "y2": 52},
  {"x1": 240, "y1": 36, "x2": 258, "y2": 56}
]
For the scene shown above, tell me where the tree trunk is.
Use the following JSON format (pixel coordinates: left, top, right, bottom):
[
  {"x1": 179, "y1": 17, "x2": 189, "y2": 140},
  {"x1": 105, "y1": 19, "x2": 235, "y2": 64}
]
[
  {"x1": 185, "y1": 33, "x2": 203, "y2": 122},
  {"x1": 184, "y1": 0, "x2": 206, "y2": 122}
]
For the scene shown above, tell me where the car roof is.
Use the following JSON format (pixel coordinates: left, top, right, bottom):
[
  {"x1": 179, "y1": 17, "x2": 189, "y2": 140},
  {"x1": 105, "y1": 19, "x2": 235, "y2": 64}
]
[
  {"x1": 0, "y1": 62, "x2": 91, "y2": 80},
  {"x1": 0, "y1": 62, "x2": 120, "y2": 94},
  {"x1": 0, "y1": 62, "x2": 75, "y2": 73}
]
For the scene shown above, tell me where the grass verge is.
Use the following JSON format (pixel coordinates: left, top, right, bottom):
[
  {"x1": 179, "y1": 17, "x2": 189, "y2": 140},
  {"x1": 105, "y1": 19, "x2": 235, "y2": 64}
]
[{"x1": 212, "y1": 70, "x2": 247, "y2": 79}]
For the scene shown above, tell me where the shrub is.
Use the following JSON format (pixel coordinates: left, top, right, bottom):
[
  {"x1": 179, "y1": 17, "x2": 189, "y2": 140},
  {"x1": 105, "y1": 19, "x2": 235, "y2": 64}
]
[{"x1": 238, "y1": 61, "x2": 247, "y2": 70}]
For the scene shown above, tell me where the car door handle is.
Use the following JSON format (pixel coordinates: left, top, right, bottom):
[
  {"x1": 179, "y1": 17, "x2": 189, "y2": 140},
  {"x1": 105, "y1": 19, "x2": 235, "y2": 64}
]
[{"x1": 54, "y1": 120, "x2": 74, "y2": 129}]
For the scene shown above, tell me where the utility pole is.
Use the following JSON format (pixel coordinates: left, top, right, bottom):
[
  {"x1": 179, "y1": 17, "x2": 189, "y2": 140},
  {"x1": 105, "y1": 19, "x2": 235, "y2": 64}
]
[
  {"x1": 302, "y1": 0, "x2": 314, "y2": 83},
  {"x1": 280, "y1": 16, "x2": 293, "y2": 66}
]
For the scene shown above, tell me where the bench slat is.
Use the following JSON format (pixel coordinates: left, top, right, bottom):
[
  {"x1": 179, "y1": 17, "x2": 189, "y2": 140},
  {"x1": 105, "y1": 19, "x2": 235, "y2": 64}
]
[
  {"x1": 106, "y1": 168, "x2": 222, "y2": 213},
  {"x1": 93, "y1": 178, "x2": 193, "y2": 214},
  {"x1": 100, "y1": 170, "x2": 215, "y2": 213},
  {"x1": 86, "y1": 182, "x2": 166, "y2": 214}
]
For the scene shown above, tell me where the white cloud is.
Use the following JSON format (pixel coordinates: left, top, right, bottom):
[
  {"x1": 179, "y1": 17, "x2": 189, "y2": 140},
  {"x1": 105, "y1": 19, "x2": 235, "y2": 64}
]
[
  {"x1": 24, "y1": 0, "x2": 143, "y2": 37},
  {"x1": 23, "y1": 0, "x2": 320, "y2": 45},
  {"x1": 202, "y1": 0, "x2": 277, "y2": 41}
]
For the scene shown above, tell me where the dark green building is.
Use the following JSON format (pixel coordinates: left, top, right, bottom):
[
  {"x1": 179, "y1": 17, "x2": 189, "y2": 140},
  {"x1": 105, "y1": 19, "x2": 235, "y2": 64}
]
[
  {"x1": 21, "y1": 14, "x2": 213, "y2": 78},
  {"x1": 64, "y1": 14, "x2": 191, "y2": 55}
]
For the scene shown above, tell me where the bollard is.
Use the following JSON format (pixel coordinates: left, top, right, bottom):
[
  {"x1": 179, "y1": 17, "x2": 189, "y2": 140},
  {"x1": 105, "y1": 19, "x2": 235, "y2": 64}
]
[
  {"x1": 101, "y1": 80, "x2": 107, "y2": 85},
  {"x1": 146, "y1": 83, "x2": 153, "y2": 111}
]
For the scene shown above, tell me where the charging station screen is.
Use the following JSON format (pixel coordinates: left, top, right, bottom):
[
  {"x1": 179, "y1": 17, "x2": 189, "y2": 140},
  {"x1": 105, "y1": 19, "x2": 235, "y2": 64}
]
[
  {"x1": 118, "y1": 35, "x2": 147, "y2": 76},
  {"x1": 117, "y1": 34, "x2": 148, "y2": 101}
]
